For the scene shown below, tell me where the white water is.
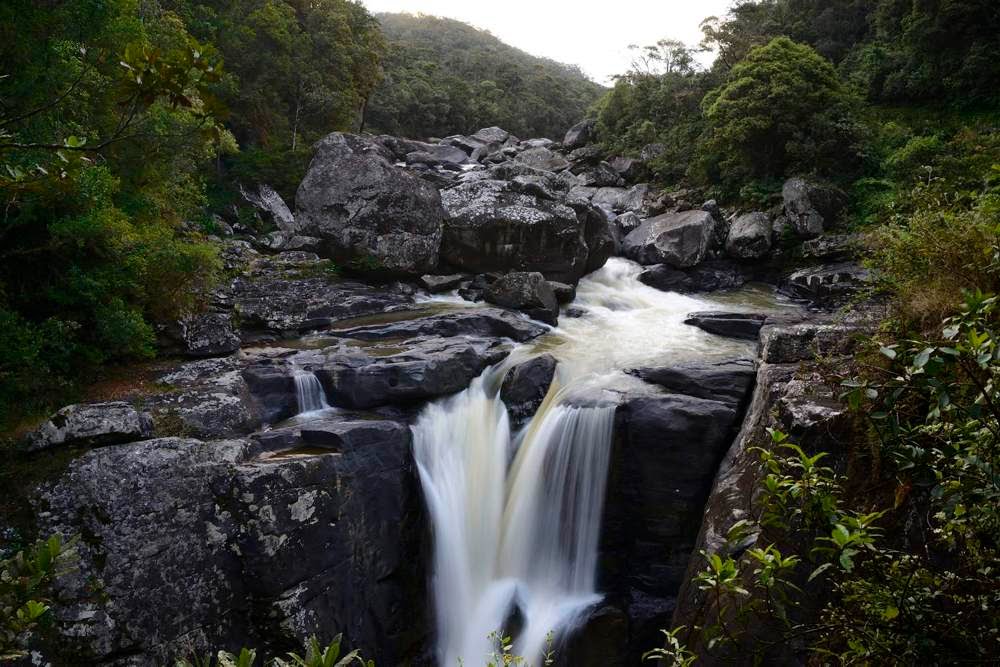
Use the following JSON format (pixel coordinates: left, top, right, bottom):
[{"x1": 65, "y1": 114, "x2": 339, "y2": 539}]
[
  {"x1": 294, "y1": 371, "x2": 329, "y2": 414},
  {"x1": 413, "y1": 258, "x2": 762, "y2": 665}
]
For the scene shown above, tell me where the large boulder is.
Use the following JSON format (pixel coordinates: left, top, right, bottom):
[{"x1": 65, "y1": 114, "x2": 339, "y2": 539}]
[
  {"x1": 515, "y1": 146, "x2": 570, "y2": 172},
  {"x1": 295, "y1": 133, "x2": 443, "y2": 276},
  {"x1": 780, "y1": 262, "x2": 871, "y2": 307},
  {"x1": 314, "y1": 337, "x2": 510, "y2": 409},
  {"x1": 440, "y1": 179, "x2": 590, "y2": 282},
  {"x1": 36, "y1": 429, "x2": 427, "y2": 664},
  {"x1": 622, "y1": 210, "x2": 722, "y2": 268},
  {"x1": 26, "y1": 402, "x2": 154, "y2": 452},
  {"x1": 563, "y1": 119, "x2": 596, "y2": 150},
  {"x1": 500, "y1": 354, "x2": 558, "y2": 428},
  {"x1": 684, "y1": 311, "x2": 767, "y2": 340},
  {"x1": 327, "y1": 308, "x2": 547, "y2": 343},
  {"x1": 239, "y1": 183, "x2": 295, "y2": 232},
  {"x1": 639, "y1": 260, "x2": 747, "y2": 294},
  {"x1": 629, "y1": 358, "x2": 756, "y2": 404},
  {"x1": 572, "y1": 202, "x2": 617, "y2": 273},
  {"x1": 405, "y1": 143, "x2": 470, "y2": 169},
  {"x1": 484, "y1": 272, "x2": 560, "y2": 326},
  {"x1": 725, "y1": 212, "x2": 773, "y2": 260},
  {"x1": 782, "y1": 178, "x2": 848, "y2": 239},
  {"x1": 161, "y1": 311, "x2": 241, "y2": 358}
]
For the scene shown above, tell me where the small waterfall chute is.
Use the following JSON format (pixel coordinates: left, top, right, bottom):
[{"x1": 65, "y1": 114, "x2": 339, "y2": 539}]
[{"x1": 294, "y1": 371, "x2": 329, "y2": 414}]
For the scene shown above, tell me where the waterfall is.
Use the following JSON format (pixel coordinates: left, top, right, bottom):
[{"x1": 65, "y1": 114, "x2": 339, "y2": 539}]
[
  {"x1": 294, "y1": 371, "x2": 329, "y2": 414},
  {"x1": 413, "y1": 258, "x2": 759, "y2": 665}
]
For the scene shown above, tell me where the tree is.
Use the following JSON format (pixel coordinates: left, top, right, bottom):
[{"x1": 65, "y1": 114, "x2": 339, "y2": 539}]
[{"x1": 698, "y1": 37, "x2": 863, "y2": 191}]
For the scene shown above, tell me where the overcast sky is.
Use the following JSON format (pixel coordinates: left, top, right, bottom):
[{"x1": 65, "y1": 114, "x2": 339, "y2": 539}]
[{"x1": 360, "y1": 0, "x2": 736, "y2": 84}]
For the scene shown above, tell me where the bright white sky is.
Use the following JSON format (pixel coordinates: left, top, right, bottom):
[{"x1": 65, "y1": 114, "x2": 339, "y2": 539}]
[{"x1": 360, "y1": 0, "x2": 736, "y2": 84}]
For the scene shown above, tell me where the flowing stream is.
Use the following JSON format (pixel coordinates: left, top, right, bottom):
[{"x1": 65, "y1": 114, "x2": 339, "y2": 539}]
[{"x1": 412, "y1": 258, "x2": 769, "y2": 665}]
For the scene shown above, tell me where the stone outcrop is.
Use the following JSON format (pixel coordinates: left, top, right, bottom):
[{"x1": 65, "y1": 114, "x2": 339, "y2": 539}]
[
  {"x1": 563, "y1": 119, "x2": 596, "y2": 150},
  {"x1": 725, "y1": 212, "x2": 773, "y2": 260},
  {"x1": 780, "y1": 177, "x2": 848, "y2": 239},
  {"x1": 639, "y1": 261, "x2": 748, "y2": 294},
  {"x1": 622, "y1": 210, "x2": 722, "y2": 268},
  {"x1": 484, "y1": 271, "x2": 560, "y2": 325},
  {"x1": 500, "y1": 354, "x2": 558, "y2": 429},
  {"x1": 36, "y1": 428, "x2": 427, "y2": 664},
  {"x1": 26, "y1": 402, "x2": 154, "y2": 452},
  {"x1": 295, "y1": 133, "x2": 443, "y2": 276},
  {"x1": 684, "y1": 311, "x2": 767, "y2": 340},
  {"x1": 440, "y1": 179, "x2": 590, "y2": 282}
]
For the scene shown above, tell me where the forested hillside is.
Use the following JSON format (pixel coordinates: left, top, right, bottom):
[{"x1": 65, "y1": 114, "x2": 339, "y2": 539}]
[{"x1": 366, "y1": 13, "x2": 605, "y2": 140}]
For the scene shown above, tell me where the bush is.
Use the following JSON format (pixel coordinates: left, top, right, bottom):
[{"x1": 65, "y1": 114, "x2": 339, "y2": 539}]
[{"x1": 697, "y1": 37, "x2": 864, "y2": 194}]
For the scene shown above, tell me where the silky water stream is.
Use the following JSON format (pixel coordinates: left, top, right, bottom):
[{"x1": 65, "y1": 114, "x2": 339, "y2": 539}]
[{"x1": 412, "y1": 258, "x2": 782, "y2": 665}]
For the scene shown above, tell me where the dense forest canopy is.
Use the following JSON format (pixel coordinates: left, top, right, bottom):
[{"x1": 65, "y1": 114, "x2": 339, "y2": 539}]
[{"x1": 365, "y1": 13, "x2": 605, "y2": 140}]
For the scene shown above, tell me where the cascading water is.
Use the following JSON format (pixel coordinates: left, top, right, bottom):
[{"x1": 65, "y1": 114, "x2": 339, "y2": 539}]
[
  {"x1": 413, "y1": 258, "x2": 761, "y2": 665},
  {"x1": 293, "y1": 371, "x2": 329, "y2": 414}
]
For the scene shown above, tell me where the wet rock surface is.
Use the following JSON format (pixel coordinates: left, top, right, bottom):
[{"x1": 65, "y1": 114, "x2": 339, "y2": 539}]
[
  {"x1": 500, "y1": 354, "x2": 558, "y2": 429},
  {"x1": 684, "y1": 311, "x2": 767, "y2": 340},
  {"x1": 484, "y1": 271, "x2": 560, "y2": 325},
  {"x1": 639, "y1": 260, "x2": 748, "y2": 293}
]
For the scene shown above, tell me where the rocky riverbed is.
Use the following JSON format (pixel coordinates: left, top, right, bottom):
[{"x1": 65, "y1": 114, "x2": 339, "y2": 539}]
[{"x1": 14, "y1": 120, "x2": 877, "y2": 665}]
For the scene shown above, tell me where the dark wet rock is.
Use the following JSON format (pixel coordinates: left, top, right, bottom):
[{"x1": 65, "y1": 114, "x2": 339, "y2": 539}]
[
  {"x1": 782, "y1": 177, "x2": 848, "y2": 239},
  {"x1": 639, "y1": 261, "x2": 748, "y2": 294},
  {"x1": 440, "y1": 179, "x2": 590, "y2": 282},
  {"x1": 484, "y1": 272, "x2": 559, "y2": 325},
  {"x1": 777, "y1": 374, "x2": 852, "y2": 449},
  {"x1": 576, "y1": 161, "x2": 625, "y2": 188},
  {"x1": 563, "y1": 118, "x2": 596, "y2": 150},
  {"x1": 515, "y1": 146, "x2": 570, "y2": 172},
  {"x1": 623, "y1": 210, "x2": 722, "y2": 268},
  {"x1": 419, "y1": 273, "x2": 468, "y2": 293},
  {"x1": 602, "y1": 393, "x2": 745, "y2": 597},
  {"x1": 36, "y1": 428, "x2": 426, "y2": 664},
  {"x1": 329, "y1": 308, "x2": 547, "y2": 343},
  {"x1": 558, "y1": 603, "x2": 629, "y2": 667},
  {"x1": 684, "y1": 311, "x2": 767, "y2": 340},
  {"x1": 161, "y1": 311, "x2": 241, "y2": 358},
  {"x1": 295, "y1": 133, "x2": 443, "y2": 276},
  {"x1": 725, "y1": 212, "x2": 773, "y2": 260},
  {"x1": 242, "y1": 366, "x2": 299, "y2": 424},
  {"x1": 26, "y1": 402, "x2": 154, "y2": 452},
  {"x1": 572, "y1": 202, "x2": 617, "y2": 273},
  {"x1": 549, "y1": 281, "x2": 577, "y2": 304},
  {"x1": 629, "y1": 358, "x2": 756, "y2": 405},
  {"x1": 374, "y1": 135, "x2": 436, "y2": 161},
  {"x1": 314, "y1": 337, "x2": 510, "y2": 409},
  {"x1": 298, "y1": 418, "x2": 409, "y2": 452},
  {"x1": 500, "y1": 354, "x2": 557, "y2": 429},
  {"x1": 780, "y1": 262, "x2": 871, "y2": 307},
  {"x1": 239, "y1": 183, "x2": 295, "y2": 232}
]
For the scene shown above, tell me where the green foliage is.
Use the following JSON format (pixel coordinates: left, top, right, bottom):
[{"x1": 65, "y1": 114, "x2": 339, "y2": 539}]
[
  {"x1": 366, "y1": 13, "x2": 604, "y2": 140},
  {"x1": 0, "y1": 0, "x2": 229, "y2": 426},
  {"x1": 698, "y1": 37, "x2": 864, "y2": 193},
  {"x1": 1, "y1": 535, "x2": 76, "y2": 660},
  {"x1": 657, "y1": 290, "x2": 1000, "y2": 663},
  {"x1": 594, "y1": 41, "x2": 711, "y2": 185}
]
